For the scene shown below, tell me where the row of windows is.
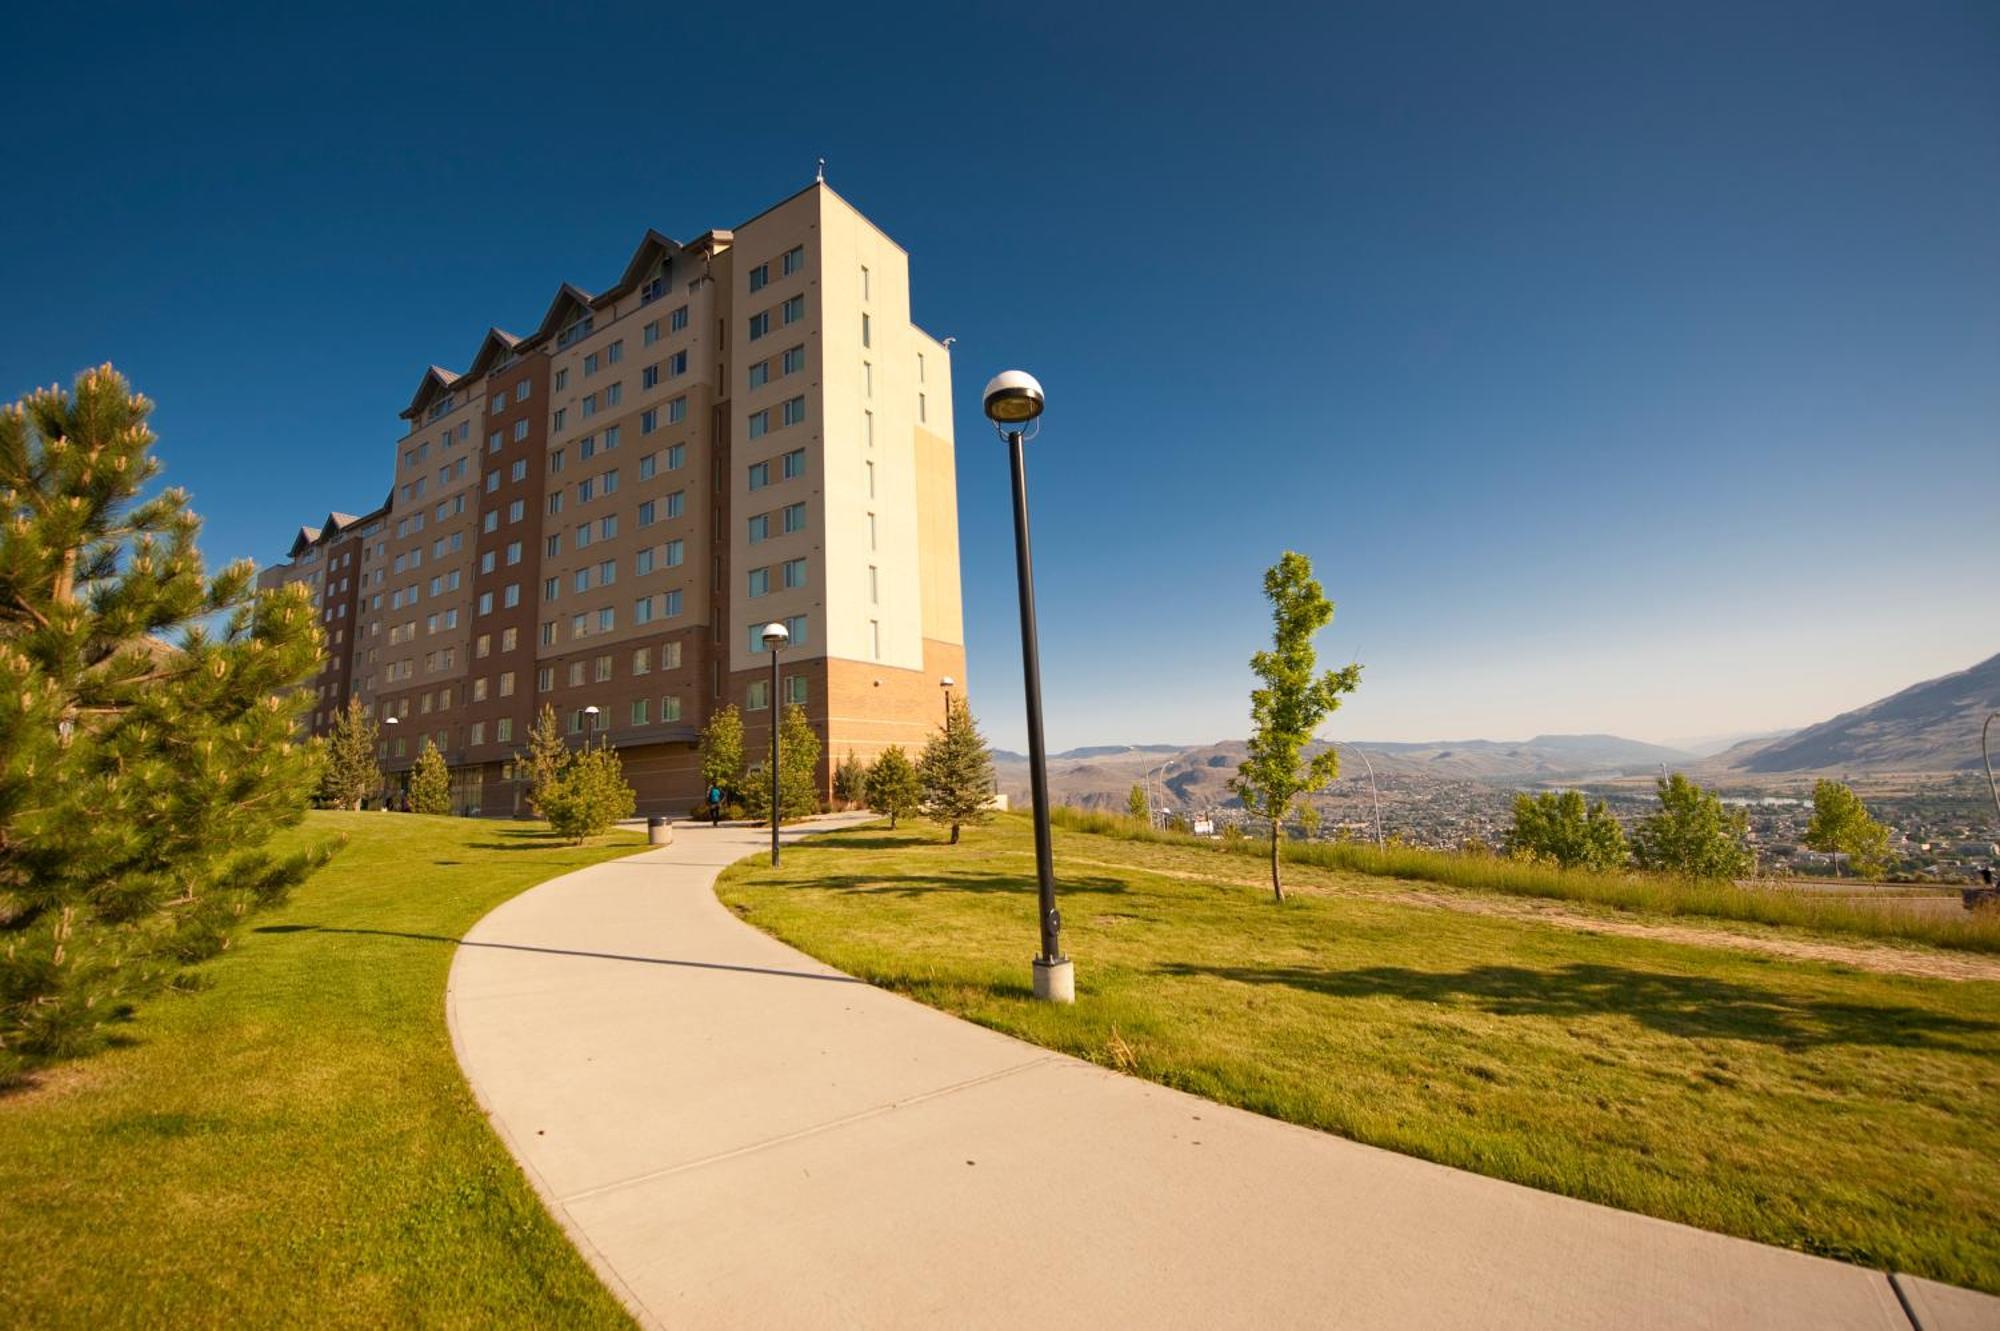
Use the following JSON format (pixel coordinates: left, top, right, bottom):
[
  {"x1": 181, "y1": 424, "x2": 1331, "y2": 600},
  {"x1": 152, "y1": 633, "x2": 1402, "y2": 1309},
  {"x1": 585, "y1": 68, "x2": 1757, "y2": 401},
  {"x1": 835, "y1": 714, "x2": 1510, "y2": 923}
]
[
  {"x1": 748, "y1": 344, "x2": 806, "y2": 390},
  {"x1": 746, "y1": 503, "x2": 808, "y2": 543},
  {"x1": 746, "y1": 614, "x2": 810, "y2": 654},
  {"x1": 747, "y1": 448, "x2": 807, "y2": 490},
  {"x1": 746, "y1": 558, "x2": 807, "y2": 598},
  {"x1": 487, "y1": 379, "x2": 533, "y2": 415},
  {"x1": 746, "y1": 245, "x2": 806, "y2": 293},
  {"x1": 535, "y1": 640, "x2": 687, "y2": 694},
  {"x1": 747, "y1": 395, "x2": 807, "y2": 440},
  {"x1": 745, "y1": 675, "x2": 809, "y2": 710},
  {"x1": 748, "y1": 294, "x2": 806, "y2": 342}
]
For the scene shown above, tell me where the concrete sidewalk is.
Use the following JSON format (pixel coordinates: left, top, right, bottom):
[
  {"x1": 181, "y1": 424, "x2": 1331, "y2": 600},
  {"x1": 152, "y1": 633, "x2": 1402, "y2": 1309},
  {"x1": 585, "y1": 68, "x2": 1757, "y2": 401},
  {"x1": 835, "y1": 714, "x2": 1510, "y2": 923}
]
[{"x1": 446, "y1": 818, "x2": 1996, "y2": 1330}]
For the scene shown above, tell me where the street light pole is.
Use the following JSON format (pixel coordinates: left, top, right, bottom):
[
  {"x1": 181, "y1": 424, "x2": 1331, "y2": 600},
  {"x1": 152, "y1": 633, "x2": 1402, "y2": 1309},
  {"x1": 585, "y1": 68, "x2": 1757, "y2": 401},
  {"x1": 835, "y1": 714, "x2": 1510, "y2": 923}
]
[
  {"x1": 984, "y1": 370, "x2": 1071, "y2": 1003},
  {"x1": 762, "y1": 622, "x2": 789, "y2": 867},
  {"x1": 941, "y1": 675, "x2": 955, "y2": 726},
  {"x1": 1984, "y1": 712, "x2": 2000, "y2": 827},
  {"x1": 1342, "y1": 743, "x2": 1386, "y2": 853}
]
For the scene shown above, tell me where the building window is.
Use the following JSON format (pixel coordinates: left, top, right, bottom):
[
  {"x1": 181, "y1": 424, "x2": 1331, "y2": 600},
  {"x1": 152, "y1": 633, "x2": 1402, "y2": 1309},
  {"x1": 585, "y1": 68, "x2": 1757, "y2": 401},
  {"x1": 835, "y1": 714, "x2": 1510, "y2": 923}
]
[
  {"x1": 671, "y1": 305, "x2": 688, "y2": 332},
  {"x1": 517, "y1": 379, "x2": 531, "y2": 401},
  {"x1": 782, "y1": 447, "x2": 806, "y2": 479},
  {"x1": 782, "y1": 396, "x2": 806, "y2": 427},
  {"x1": 785, "y1": 675, "x2": 808, "y2": 706},
  {"x1": 782, "y1": 557, "x2": 806, "y2": 590},
  {"x1": 634, "y1": 596, "x2": 654, "y2": 625},
  {"x1": 583, "y1": 352, "x2": 599, "y2": 377},
  {"x1": 748, "y1": 410, "x2": 770, "y2": 440},
  {"x1": 607, "y1": 339, "x2": 623, "y2": 365},
  {"x1": 748, "y1": 567, "x2": 769, "y2": 598},
  {"x1": 641, "y1": 408, "x2": 657, "y2": 434},
  {"x1": 496, "y1": 717, "x2": 513, "y2": 742},
  {"x1": 868, "y1": 565, "x2": 878, "y2": 603},
  {"x1": 663, "y1": 588, "x2": 682, "y2": 617},
  {"x1": 866, "y1": 460, "x2": 875, "y2": 498},
  {"x1": 633, "y1": 647, "x2": 652, "y2": 675},
  {"x1": 748, "y1": 461, "x2": 770, "y2": 490},
  {"x1": 860, "y1": 311, "x2": 870, "y2": 346},
  {"x1": 860, "y1": 265, "x2": 870, "y2": 299},
  {"x1": 644, "y1": 320, "x2": 660, "y2": 346},
  {"x1": 782, "y1": 244, "x2": 804, "y2": 276},
  {"x1": 663, "y1": 492, "x2": 682, "y2": 519},
  {"x1": 748, "y1": 361, "x2": 768, "y2": 391},
  {"x1": 554, "y1": 368, "x2": 569, "y2": 391},
  {"x1": 870, "y1": 619, "x2": 881, "y2": 660},
  {"x1": 668, "y1": 396, "x2": 686, "y2": 424},
  {"x1": 783, "y1": 295, "x2": 805, "y2": 326},
  {"x1": 748, "y1": 311, "x2": 769, "y2": 341},
  {"x1": 783, "y1": 345, "x2": 805, "y2": 376},
  {"x1": 748, "y1": 262, "x2": 769, "y2": 292},
  {"x1": 864, "y1": 410, "x2": 873, "y2": 447},
  {"x1": 746, "y1": 679, "x2": 769, "y2": 710},
  {"x1": 663, "y1": 538, "x2": 683, "y2": 566},
  {"x1": 631, "y1": 698, "x2": 650, "y2": 726},
  {"x1": 638, "y1": 500, "x2": 656, "y2": 527},
  {"x1": 783, "y1": 502, "x2": 806, "y2": 534},
  {"x1": 662, "y1": 695, "x2": 682, "y2": 722},
  {"x1": 747, "y1": 514, "x2": 769, "y2": 543},
  {"x1": 785, "y1": 613, "x2": 808, "y2": 645}
]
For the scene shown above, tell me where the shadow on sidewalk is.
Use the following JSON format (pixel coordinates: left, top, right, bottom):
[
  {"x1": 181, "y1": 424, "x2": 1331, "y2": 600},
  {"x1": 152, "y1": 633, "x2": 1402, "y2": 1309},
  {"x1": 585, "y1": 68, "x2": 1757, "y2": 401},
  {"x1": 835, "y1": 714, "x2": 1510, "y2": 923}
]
[{"x1": 253, "y1": 924, "x2": 860, "y2": 984}]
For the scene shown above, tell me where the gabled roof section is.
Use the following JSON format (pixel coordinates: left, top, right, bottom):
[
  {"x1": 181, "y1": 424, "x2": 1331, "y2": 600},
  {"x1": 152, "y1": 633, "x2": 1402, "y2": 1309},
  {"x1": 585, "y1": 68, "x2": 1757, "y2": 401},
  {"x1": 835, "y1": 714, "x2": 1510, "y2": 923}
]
[
  {"x1": 519, "y1": 283, "x2": 597, "y2": 350},
  {"x1": 400, "y1": 365, "x2": 461, "y2": 422},
  {"x1": 288, "y1": 525, "x2": 320, "y2": 558},
  {"x1": 597, "y1": 229, "x2": 682, "y2": 306},
  {"x1": 463, "y1": 327, "x2": 521, "y2": 381}
]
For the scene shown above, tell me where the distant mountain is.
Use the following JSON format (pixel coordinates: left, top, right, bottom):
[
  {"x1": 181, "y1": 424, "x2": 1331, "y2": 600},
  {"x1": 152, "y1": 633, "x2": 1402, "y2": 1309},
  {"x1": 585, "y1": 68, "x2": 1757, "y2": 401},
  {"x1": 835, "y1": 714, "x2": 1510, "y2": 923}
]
[
  {"x1": 992, "y1": 733, "x2": 1700, "y2": 812},
  {"x1": 1721, "y1": 651, "x2": 2000, "y2": 774},
  {"x1": 1663, "y1": 728, "x2": 1797, "y2": 757}
]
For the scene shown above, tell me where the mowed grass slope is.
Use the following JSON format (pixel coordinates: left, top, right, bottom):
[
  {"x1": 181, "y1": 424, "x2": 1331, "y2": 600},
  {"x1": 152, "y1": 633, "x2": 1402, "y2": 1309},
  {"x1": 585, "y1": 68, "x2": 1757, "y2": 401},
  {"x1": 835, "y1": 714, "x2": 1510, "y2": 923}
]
[
  {"x1": 0, "y1": 812, "x2": 643, "y2": 1330},
  {"x1": 719, "y1": 815, "x2": 2000, "y2": 1292}
]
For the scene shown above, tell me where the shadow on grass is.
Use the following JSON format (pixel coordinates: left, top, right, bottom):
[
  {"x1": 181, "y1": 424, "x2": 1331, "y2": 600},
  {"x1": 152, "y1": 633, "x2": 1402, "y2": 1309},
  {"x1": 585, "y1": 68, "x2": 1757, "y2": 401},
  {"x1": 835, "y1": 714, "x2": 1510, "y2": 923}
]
[
  {"x1": 793, "y1": 870, "x2": 1131, "y2": 898},
  {"x1": 254, "y1": 925, "x2": 858, "y2": 985},
  {"x1": 1154, "y1": 961, "x2": 2000, "y2": 1052},
  {"x1": 820, "y1": 832, "x2": 943, "y2": 851}
]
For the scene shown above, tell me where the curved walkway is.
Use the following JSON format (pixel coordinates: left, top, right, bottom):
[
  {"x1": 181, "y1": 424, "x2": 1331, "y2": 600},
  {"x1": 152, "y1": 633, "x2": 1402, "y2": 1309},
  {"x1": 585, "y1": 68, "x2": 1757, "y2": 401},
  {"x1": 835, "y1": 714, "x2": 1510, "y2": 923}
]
[{"x1": 447, "y1": 819, "x2": 1996, "y2": 1330}]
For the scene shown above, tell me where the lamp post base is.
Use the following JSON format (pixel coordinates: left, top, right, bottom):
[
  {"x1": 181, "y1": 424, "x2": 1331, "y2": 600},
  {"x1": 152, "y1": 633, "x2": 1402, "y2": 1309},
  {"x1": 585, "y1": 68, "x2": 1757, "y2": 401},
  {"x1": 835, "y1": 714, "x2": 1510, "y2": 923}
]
[{"x1": 1032, "y1": 957, "x2": 1075, "y2": 1004}]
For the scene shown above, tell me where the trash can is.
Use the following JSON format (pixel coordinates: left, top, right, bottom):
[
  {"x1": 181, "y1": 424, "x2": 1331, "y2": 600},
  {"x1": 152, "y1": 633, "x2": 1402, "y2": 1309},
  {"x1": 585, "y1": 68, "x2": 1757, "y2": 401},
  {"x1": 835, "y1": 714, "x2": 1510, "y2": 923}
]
[{"x1": 647, "y1": 815, "x2": 672, "y2": 847}]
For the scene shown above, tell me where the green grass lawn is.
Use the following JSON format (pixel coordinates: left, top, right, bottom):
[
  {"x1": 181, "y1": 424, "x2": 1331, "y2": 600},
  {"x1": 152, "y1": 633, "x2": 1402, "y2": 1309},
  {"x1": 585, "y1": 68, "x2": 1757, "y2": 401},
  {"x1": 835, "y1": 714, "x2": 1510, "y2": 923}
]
[
  {"x1": 0, "y1": 812, "x2": 644, "y2": 1330},
  {"x1": 719, "y1": 814, "x2": 2000, "y2": 1292}
]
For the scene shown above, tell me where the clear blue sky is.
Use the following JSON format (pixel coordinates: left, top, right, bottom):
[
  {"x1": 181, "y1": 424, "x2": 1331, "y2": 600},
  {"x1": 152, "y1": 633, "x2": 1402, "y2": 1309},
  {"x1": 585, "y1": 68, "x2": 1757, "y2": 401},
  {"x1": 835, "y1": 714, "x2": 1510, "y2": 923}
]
[{"x1": 4, "y1": 1, "x2": 1994, "y2": 752}]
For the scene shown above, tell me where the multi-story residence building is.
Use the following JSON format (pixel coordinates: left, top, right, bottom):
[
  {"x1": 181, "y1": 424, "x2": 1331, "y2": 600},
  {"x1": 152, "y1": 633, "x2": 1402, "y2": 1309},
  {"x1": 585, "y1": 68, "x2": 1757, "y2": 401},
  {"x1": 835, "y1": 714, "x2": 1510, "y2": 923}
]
[{"x1": 260, "y1": 182, "x2": 966, "y2": 815}]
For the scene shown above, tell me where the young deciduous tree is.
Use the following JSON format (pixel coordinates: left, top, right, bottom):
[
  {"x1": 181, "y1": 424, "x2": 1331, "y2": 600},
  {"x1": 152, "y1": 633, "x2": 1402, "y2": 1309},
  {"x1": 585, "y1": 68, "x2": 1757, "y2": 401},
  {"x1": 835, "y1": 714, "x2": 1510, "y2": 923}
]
[
  {"x1": 918, "y1": 698, "x2": 996, "y2": 844},
  {"x1": 408, "y1": 740, "x2": 452, "y2": 815},
  {"x1": 1504, "y1": 789, "x2": 1629, "y2": 872},
  {"x1": 538, "y1": 742, "x2": 636, "y2": 843},
  {"x1": 1230, "y1": 552, "x2": 1362, "y2": 901},
  {"x1": 697, "y1": 703, "x2": 743, "y2": 807},
  {"x1": 1805, "y1": 779, "x2": 1892, "y2": 879},
  {"x1": 1632, "y1": 774, "x2": 1754, "y2": 880},
  {"x1": 520, "y1": 703, "x2": 570, "y2": 816},
  {"x1": 1126, "y1": 783, "x2": 1150, "y2": 823},
  {"x1": 317, "y1": 698, "x2": 381, "y2": 810},
  {"x1": 0, "y1": 367, "x2": 327, "y2": 1083},
  {"x1": 864, "y1": 745, "x2": 921, "y2": 829},
  {"x1": 740, "y1": 703, "x2": 821, "y2": 822}
]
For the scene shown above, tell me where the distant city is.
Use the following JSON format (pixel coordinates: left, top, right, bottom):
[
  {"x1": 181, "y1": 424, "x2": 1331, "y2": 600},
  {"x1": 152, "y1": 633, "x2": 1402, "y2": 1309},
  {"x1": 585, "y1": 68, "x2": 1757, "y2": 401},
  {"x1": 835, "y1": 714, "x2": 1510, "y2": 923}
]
[{"x1": 996, "y1": 649, "x2": 2000, "y2": 882}]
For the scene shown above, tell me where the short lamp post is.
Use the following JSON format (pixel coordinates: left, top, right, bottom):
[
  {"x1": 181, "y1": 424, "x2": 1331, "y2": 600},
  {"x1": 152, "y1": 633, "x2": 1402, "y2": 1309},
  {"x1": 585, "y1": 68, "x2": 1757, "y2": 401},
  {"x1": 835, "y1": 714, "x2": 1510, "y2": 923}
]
[
  {"x1": 763, "y1": 621, "x2": 790, "y2": 866},
  {"x1": 940, "y1": 675, "x2": 956, "y2": 725},
  {"x1": 983, "y1": 369, "x2": 1072, "y2": 1004},
  {"x1": 382, "y1": 715, "x2": 400, "y2": 810},
  {"x1": 582, "y1": 704, "x2": 600, "y2": 742}
]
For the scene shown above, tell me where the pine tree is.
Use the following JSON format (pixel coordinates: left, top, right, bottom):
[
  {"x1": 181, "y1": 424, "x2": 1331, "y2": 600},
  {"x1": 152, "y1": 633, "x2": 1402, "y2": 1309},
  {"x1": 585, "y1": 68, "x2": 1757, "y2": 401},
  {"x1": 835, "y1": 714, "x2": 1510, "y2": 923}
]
[
  {"x1": 1230, "y1": 552, "x2": 1362, "y2": 901},
  {"x1": 864, "y1": 745, "x2": 921, "y2": 829},
  {"x1": 740, "y1": 703, "x2": 821, "y2": 822},
  {"x1": 834, "y1": 750, "x2": 868, "y2": 808},
  {"x1": 519, "y1": 703, "x2": 570, "y2": 816},
  {"x1": 318, "y1": 698, "x2": 381, "y2": 810},
  {"x1": 697, "y1": 703, "x2": 743, "y2": 806},
  {"x1": 539, "y1": 741, "x2": 636, "y2": 843},
  {"x1": 0, "y1": 367, "x2": 327, "y2": 1083},
  {"x1": 918, "y1": 698, "x2": 995, "y2": 844},
  {"x1": 1127, "y1": 783, "x2": 1150, "y2": 823},
  {"x1": 408, "y1": 740, "x2": 452, "y2": 815}
]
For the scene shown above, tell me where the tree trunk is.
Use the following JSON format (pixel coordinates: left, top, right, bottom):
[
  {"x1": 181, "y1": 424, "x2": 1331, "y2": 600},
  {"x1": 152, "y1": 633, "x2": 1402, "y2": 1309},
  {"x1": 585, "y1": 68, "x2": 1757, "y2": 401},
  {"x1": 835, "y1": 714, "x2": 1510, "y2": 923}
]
[
  {"x1": 889, "y1": 811, "x2": 897, "y2": 829},
  {"x1": 1270, "y1": 817, "x2": 1285, "y2": 903},
  {"x1": 950, "y1": 822, "x2": 960, "y2": 845}
]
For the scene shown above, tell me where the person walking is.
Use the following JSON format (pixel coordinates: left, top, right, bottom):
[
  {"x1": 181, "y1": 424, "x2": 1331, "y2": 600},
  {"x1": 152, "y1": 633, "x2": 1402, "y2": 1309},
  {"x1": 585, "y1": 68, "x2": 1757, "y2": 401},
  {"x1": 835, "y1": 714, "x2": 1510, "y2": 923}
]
[{"x1": 707, "y1": 783, "x2": 724, "y2": 825}]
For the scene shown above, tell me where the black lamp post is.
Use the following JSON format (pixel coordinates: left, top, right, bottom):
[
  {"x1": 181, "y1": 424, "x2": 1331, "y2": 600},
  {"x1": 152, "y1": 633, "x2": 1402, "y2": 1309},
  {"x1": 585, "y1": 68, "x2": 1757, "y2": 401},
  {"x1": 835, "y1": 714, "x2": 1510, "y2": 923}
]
[
  {"x1": 940, "y1": 674, "x2": 955, "y2": 725},
  {"x1": 762, "y1": 621, "x2": 789, "y2": 866},
  {"x1": 983, "y1": 370, "x2": 1072, "y2": 1004}
]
